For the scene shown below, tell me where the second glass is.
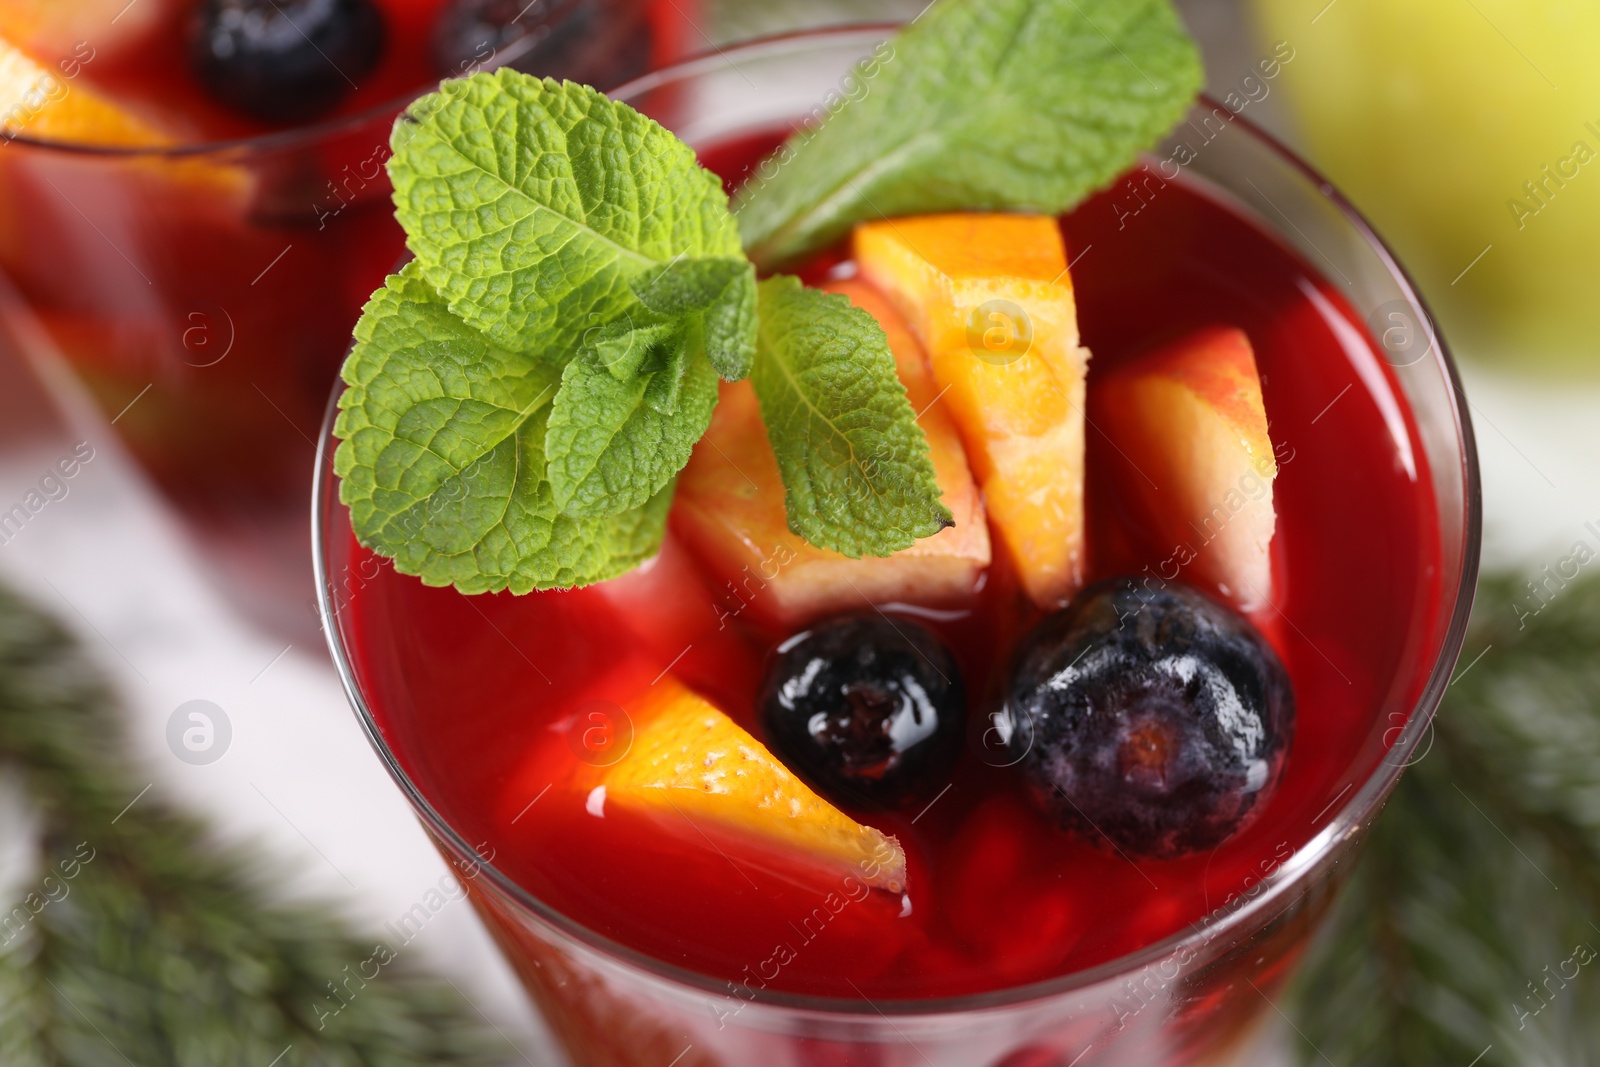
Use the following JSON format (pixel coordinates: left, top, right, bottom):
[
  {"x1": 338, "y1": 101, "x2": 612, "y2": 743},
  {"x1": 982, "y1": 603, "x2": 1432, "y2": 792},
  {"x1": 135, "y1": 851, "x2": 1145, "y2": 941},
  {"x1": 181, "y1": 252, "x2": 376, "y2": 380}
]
[{"x1": 0, "y1": 0, "x2": 694, "y2": 638}]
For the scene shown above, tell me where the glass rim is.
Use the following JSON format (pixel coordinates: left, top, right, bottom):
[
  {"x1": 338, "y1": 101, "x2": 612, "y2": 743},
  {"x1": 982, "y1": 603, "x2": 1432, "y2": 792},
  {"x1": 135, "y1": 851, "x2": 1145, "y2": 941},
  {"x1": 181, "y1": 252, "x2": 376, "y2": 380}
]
[
  {"x1": 311, "y1": 24, "x2": 1483, "y2": 1018},
  {"x1": 0, "y1": 20, "x2": 903, "y2": 161},
  {"x1": 3, "y1": 82, "x2": 433, "y2": 160},
  {"x1": 1, "y1": 0, "x2": 609, "y2": 161}
]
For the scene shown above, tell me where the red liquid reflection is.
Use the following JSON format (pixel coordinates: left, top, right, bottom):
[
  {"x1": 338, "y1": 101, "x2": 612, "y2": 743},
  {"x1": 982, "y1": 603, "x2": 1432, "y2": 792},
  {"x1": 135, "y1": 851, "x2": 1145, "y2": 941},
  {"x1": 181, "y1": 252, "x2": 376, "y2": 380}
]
[{"x1": 341, "y1": 131, "x2": 1441, "y2": 1000}]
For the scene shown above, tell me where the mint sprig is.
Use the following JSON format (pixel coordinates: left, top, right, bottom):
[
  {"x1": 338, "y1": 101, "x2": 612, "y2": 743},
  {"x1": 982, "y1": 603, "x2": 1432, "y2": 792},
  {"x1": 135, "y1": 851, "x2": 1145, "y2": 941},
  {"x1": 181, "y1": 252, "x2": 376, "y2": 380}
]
[
  {"x1": 752, "y1": 277, "x2": 952, "y2": 557},
  {"x1": 337, "y1": 74, "x2": 760, "y2": 593},
  {"x1": 334, "y1": 0, "x2": 1202, "y2": 595},
  {"x1": 336, "y1": 71, "x2": 943, "y2": 592},
  {"x1": 735, "y1": 0, "x2": 1203, "y2": 269}
]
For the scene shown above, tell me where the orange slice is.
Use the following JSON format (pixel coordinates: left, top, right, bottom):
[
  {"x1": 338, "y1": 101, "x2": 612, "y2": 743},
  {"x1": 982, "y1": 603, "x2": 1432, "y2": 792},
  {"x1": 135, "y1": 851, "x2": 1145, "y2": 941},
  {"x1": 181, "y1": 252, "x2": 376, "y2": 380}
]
[
  {"x1": 0, "y1": 35, "x2": 169, "y2": 147},
  {"x1": 674, "y1": 277, "x2": 989, "y2": 626},
  {"x1": 600, "y1": 677, "x2": 908, "y2": 891},
  {"x1": 854, "y1": 213, "x2": 1090, "y2": 608}
]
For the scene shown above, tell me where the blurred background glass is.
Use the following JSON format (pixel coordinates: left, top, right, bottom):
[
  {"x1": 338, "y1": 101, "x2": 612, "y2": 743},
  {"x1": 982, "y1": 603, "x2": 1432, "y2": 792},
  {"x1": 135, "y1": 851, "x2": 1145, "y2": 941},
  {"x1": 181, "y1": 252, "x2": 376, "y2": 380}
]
[{"x1": 0, "y1": 0, "x2": 697, "y2": 640}]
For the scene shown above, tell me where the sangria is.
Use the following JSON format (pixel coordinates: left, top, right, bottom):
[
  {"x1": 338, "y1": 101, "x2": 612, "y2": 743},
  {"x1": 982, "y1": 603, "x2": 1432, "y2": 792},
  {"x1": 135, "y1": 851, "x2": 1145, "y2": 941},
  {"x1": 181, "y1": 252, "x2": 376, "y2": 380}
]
[{"x1": 316, "y1": 17, "x2": 1478, "y2": 1067}]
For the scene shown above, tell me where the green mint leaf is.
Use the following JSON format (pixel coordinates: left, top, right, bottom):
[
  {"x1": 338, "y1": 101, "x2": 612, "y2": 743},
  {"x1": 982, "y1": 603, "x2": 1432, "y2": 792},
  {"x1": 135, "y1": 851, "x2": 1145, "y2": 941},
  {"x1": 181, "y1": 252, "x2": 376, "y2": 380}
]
[
  {"x1": 334, "y1": 263, "x2": 561, "y2": 564},
  {"x1": 701, "y1": 267, "x2": 758, "y2": 380},
  {"x1": 734, "y1": 0, "x2": 1203, "y2": 268},
  {"x1": 629, "y1": 256, "x2": 748, "y2": 315},
  {"x1": 334, "y1": 264, "x2": 671, "y2": 594},
  {"x1": 389, "y1": 69, "x2": 743, "y2": 356},
  {"x1": 630, "y1": 257, "x2": 757, "y2": 381},
  {"x1": 750, "y1": 276, "x2": 952, "y2": 558},
  {"x1": 643, "y1": 332, "x2": 693, "y2": 416},
  {"x1": 1288, "y1": 573, "x2": 1600, "y2": 1066},
  {"x1": 589, "y1": 315, "x2": 680, "y2": 382},
  {"x1": 545, "y1": 326, "x2": 719, "y2": 517}
]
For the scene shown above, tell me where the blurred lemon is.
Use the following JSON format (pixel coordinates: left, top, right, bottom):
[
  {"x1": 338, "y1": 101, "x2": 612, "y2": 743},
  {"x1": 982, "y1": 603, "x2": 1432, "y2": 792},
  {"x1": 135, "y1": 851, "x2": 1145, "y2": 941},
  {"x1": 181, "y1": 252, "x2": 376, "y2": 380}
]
[{"x1": 1250, "y1": 0, "x2": 1600, "y2": 372}]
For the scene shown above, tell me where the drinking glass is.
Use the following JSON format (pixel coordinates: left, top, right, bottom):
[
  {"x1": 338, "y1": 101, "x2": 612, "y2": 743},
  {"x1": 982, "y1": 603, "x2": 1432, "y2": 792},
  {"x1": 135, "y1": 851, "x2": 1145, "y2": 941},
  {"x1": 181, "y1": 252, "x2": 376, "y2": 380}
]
[
  {"x1": 0, "y1": 1, "x2": 692, "y2": 639},
  {"x1": 315, "y1": 27, "x2": 1480, "y2": 1067}
]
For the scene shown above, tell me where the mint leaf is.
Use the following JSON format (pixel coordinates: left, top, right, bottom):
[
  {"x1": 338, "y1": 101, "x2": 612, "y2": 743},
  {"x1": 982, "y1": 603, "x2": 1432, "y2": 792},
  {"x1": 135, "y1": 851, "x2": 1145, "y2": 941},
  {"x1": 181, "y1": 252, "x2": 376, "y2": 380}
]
[
  {"x1": 750, "y1": 276, "x2": 952, "y2": 557},
  {"x1": 734, "y1": 0, "x2": 1202, "y2": 268},
  {"x1": 545, "y1": 327, "x2": 719, "y2": 517},
  {"x1": 334, "y1": 264, "x2": 671, "y2": 594},
  {"x1": 629, "y1": 257, "x2": 749, "y2": 316},
  {"x1": 334, "y1": 263, "x2": 560, "y2": 563},
  {"x1": 389, "y1": 70, "x2": 744, "y2": 358},
  {"x1": 699, "y1": 264, "x2": 758, "y2": 381},
  {"x1": 631, "y1": 257, "x2": 757, "y2": 380},
  {"x1": 589, "y1": 316, "x2": 680, "y2": 382}
]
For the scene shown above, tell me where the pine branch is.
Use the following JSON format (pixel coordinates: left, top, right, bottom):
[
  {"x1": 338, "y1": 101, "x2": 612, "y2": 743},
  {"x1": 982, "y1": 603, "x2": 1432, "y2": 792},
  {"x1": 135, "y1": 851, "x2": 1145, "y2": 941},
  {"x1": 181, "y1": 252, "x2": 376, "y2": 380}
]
[
  {"x1": 1289, "y1": 574, "x2": 1600, "y2": 1066},
  {"x1": 0, "y1": 585, "x2": 505, "y2": 1066}
]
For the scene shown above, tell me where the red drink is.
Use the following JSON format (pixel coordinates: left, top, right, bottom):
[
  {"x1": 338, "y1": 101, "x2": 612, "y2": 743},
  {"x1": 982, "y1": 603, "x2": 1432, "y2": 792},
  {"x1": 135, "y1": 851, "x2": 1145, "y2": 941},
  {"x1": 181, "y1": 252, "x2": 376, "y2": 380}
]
[
  {"x1": 24, "y1": 0, "x2": 695, "y2": 141},
  {"x1": 0, "y1": 0, "x2": 693, "y2": 636},
  {"x1": 339, "y1": 149, "x2": 1440, "y2": 997},
  {"x1": 316, "y1": 30, "x2": 1477, "y2": 1067}
]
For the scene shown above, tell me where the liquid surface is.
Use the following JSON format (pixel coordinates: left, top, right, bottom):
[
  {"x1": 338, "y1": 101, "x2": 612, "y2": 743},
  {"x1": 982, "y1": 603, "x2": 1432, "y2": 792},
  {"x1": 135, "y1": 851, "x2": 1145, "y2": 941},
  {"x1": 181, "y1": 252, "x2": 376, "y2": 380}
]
[{"x1": 336, "y1": 132, "x2": 1444, "y2": 999}]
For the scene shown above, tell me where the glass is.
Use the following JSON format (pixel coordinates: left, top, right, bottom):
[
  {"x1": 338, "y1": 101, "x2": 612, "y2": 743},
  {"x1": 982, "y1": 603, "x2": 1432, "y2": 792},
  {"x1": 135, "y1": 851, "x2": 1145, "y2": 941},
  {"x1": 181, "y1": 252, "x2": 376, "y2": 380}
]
[
  {"x1": 0, "y1": 0, "x2": 693, "y2": 640},
  {"x1": 314, "y1": 28, "x2": 1481, "y2": 1066}
]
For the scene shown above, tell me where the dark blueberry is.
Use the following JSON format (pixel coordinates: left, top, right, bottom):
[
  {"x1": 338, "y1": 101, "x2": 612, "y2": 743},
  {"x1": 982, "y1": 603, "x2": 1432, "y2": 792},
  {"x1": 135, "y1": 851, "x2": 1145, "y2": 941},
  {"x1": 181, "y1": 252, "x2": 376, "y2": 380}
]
[
  {"x1": 434, "y1": 0, "x2": 585, "y2": 77},
  {"x1": 758, "y1": 616, "x2": 965, "y2": 808},
  {"x1": 1002, "y1": 578, "x2": 1293, "y2": 858},
  {"x1": 191, "y1": 0, "x2": 385, "y2": 124},
  {"x1": 433, "y1": 0, "x2": 651, "y2": 88}
]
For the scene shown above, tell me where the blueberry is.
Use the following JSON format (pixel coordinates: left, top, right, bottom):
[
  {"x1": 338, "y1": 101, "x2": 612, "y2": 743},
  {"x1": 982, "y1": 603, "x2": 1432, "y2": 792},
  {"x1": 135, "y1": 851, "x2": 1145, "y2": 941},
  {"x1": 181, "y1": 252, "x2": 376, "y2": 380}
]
[
  {"x1": 434, "y1": 0, "x2": 583, "y2": 77},
  {"x1": 758, "y1": 616, "x2": 965, "y2": 808},
  {"x1": 191, "y1": 0, "x2": 385, "y2": 124},
  {"x1": 433, "y1": 0, "x2": 651, "y2": 88},
  {"x1": 1002, "y1": 578, "x2": 1293, "y2": 858}
]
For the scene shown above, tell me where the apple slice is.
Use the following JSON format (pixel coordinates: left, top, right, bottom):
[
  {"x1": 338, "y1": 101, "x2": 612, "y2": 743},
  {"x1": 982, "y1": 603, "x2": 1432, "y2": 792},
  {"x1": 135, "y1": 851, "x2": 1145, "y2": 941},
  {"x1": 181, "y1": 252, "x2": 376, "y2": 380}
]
[
  {"x1": 672, "y1": 278, "x2": 989, "y2": 627},
  {"x1": 853, "y1": 213, "x2": 1090, "y2": 608},
  {"x1": 1093, "y1": 326, "x2": 1278, "y2": 610},
  {"x1": 599, "y1": 677, "x2": 907, "y2": 891}
]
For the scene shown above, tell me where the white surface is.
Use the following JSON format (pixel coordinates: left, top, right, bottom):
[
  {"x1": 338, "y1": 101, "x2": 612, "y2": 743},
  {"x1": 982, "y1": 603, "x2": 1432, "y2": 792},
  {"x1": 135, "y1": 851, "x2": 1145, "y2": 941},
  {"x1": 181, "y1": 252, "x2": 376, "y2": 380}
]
[{"x1": 1462, "y1": 361, "x2": 1600, "y2": 569}]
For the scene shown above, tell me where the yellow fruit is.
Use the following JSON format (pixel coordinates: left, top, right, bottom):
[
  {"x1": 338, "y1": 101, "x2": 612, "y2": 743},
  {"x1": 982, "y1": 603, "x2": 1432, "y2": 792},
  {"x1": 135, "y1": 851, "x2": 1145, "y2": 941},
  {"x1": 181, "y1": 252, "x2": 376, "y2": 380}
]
[
  {"x1": 1252, "y1": 0, "x2": 1600, "y2": 370},
  {"x1": 0, "y1": 35, "x2": 168, "y2": 147},
  {"x1": 1093, "y1": 326, "x2": 1278, "y2": 610},
  {"x1": 673, "y1": 278, "x2": 989, "y2": 626},
  {"x1": 854, "y1": 213, "x2": 1090, "y2": 608},
  {"x1": 601, "y1": 677, "x2": 907, "y2": 891}
]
